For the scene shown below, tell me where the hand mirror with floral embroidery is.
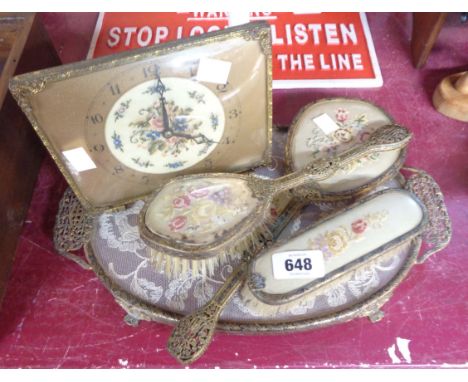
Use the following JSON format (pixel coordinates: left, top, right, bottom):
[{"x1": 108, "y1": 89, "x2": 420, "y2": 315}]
[
  {"x1": 10, "y1": 22, "x2": 272, "y2": 212},
  {"x1": 139, "y1": 124, "x2": 412, "y2": 276}
]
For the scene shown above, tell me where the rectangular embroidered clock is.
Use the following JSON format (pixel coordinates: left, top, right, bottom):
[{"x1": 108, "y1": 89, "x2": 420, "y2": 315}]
[{"x1": 88, "y1": 12, "x2": 383, "y2": 89}]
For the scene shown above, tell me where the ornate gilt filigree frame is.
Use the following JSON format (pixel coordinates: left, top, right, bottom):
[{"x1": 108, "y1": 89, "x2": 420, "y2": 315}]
[{"x1": 10, "y1": 21, "x2": 273, "y2": 213}]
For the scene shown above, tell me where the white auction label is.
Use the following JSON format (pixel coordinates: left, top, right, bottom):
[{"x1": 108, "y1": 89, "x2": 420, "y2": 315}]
[
  {"x1": 196, "y1": 57, "x2": 232, "y2": 85},
  {"x1": 313, "y1": 113, "x2": 340, "y2": 135},
  {"x1": 62, "y1": 147, "x2": 97, "y2": 172},
  {"x1": 228, "y1": 11, "x2": 250, "y2": 26},
  {"x1": 272, "y1": 250, "x2": 325, "y2": 280}
]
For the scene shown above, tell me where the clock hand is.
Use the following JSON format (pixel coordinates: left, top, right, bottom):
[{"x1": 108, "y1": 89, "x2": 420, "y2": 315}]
[
  {"x1": 153, "y1": 72, "x2": 214, "y2": 145},
  {"x1": 160, "y1": 95, "x2": 172, "y2": 139},
  {"x1": 166, "y1": 131, "x2": 217, "y2": 145},
  {"x1": 154, "y1": 72, "x2": 172, "y2": 137}
]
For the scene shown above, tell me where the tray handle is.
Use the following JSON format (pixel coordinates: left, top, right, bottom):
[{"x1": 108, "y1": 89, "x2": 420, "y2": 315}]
[
  {"x1": 53, "y1": 187, "x2": 93, "y2": 270},
  {"x1": 403, "y1": 167, "x2": 452, "y2": 264}
]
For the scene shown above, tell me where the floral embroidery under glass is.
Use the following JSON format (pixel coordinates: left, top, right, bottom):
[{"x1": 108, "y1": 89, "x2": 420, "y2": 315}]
[
  {"x1": 304, "y1": 107, "x2": 382, "y2": 173},
  {"x1": 113, "y1": 99, "x2": 131, "y2": 122},
  {"x1": 307, "y1": 210, "x2": 389, "y2": 260},
  {"x1": 145, "y1": 178, "x2": 260, "y2": 245},
  {"x1": 104, "y1": 77, "x2": 225, "y2": 174}
]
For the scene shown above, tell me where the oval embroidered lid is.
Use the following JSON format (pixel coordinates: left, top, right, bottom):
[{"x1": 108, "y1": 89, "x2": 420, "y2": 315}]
[{"x1": 286, "y1": 98, "x2": 403, "y2": 194}]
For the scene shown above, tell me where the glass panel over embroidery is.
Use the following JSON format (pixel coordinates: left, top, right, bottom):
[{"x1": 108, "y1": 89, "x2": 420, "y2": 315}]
[
  {"x1": 145, "y1": 177, "x2": 260, "y2": 245},
  {"x1": 105, "y1": 77, "x2": 225, "y2": 174},
  {"x1": 250, "y1": 189, "x2": 424, "y2": 295}
]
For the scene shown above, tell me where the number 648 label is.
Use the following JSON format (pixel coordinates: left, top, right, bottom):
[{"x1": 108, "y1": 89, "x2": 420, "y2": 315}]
[{"x1": 272, "y1": 250, "x2": 325, "y2": 280}]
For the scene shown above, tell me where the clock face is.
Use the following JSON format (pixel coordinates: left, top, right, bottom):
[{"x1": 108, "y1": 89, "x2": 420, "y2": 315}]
[
  {"x1": 85, "y1": 63, "x2": 239, "y2": 185},
  {"x1": 103, "y1": 77, "x2": 225, "y2": 174},
  {"x1": 11, "y1": 22, "x2": 272, "y2": 210}
]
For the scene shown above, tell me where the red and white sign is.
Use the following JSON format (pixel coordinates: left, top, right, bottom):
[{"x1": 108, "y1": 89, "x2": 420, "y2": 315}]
[{"x1": 88, "y1": 12, "x2": 382, "y2": 89}]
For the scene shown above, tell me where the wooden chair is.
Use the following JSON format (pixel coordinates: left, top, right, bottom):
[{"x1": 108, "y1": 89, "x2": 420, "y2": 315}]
[{"x1": 0, "y1": 13, "x2": 60, "y2": 308}]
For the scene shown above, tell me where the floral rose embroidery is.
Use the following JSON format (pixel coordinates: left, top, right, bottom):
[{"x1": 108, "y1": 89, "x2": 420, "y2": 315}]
[
  {"x1": 172, "y1": 195, "x2": 191, "y2": 209},
  {"x1": 169, "y1": 216, "x2": 187, "y2": 231},
  {"x1": 358, "y1": 130, "x2": 371, "y2": 142},
  {"x1": 325, "y1": 229, "x2": 348, "y2": 256},
  {"x1": 334, "y1": 128, "x2": 353, "y2": 143},
  {"x1": 189, "y1": 188, "x2": 210, "y2": 199},
  {"x1": 306, "y1": 108, "x2": 373, "y2": 171},
  {"x1": 114, "y1": 100, "x2": 131, "y2": 122},
  {"x1": 150, "y1": 117, "x2": 165, "y2": 132},
  {"x1": 336, "y1": 108, "x2": 349, "y2": 123},
  {"x1": 209, "y1": 187, "x2": 231, "y2": 205},
  {"x1": 351, "y1": 219, "x2": 368, "y2": 234},
  {"x1": 308, "y1": 210, "x2": 387, "y2": 260},
  {"x1": 168, "y1": 136, "x2": 180, "y2": 145},
  {"x1": 155, "y1": 179, "x2": 258, "y2": 244}
]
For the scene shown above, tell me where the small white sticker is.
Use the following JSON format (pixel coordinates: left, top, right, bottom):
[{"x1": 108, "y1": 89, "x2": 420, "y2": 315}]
[
  {"x1": 196, "y1": 57, "x2": 232, "y2": 85},
  {"x1": 272, "y1": 250, "x2": 325, "y2": 280},
  {"x1": 228, "y1": 11, "x2": 250, "y2": 26},
  {"x1": 62, "y1": 147, "x2": 97, "y2": 172},
  {"x1": 313, "y1": 113, "x2": 340, "y2": 135}
]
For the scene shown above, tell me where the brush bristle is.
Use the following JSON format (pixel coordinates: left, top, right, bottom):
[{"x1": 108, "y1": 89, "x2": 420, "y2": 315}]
[{"x1": 148, "y1": 214, "x2": 276, "y2": 278}]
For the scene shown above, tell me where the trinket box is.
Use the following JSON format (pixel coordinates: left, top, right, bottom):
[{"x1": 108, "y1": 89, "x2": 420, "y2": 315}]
[{"x1": 286, "y1": 98, "x2": 406, "y2": 199}]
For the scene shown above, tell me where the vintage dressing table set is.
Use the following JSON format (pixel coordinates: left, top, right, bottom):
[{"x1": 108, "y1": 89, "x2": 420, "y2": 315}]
[{"x1": 9, "y1": 22, "x2": 451, "y2": 364}]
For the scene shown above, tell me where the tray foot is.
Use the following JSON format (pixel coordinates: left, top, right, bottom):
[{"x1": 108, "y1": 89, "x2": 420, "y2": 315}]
[
  {"x1": 124, "y1": 314, "x2": 140, "y2": 327},
  {"x1": 368, "y1": 309, "x2": 385, "y2": 323}
]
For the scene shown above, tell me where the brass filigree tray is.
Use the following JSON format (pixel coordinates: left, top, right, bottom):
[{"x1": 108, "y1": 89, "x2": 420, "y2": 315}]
[{"x1": 54, "y1": 167, "x2": 451, "y2": 335}]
